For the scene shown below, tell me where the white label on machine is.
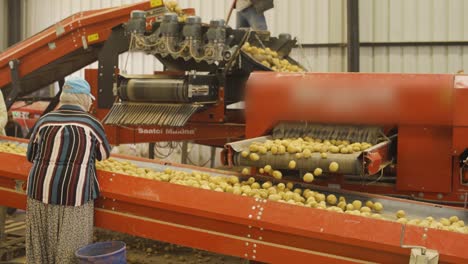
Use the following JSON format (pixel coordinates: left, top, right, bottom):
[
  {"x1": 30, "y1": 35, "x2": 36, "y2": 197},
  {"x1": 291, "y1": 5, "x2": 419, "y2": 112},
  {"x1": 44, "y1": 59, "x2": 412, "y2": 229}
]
[
  {"x1": 455, "y1": 76, "x2": 468, "y2": 89},
  {"x1": 137, "y1": 128, "x2": 196, "y2": 135}
]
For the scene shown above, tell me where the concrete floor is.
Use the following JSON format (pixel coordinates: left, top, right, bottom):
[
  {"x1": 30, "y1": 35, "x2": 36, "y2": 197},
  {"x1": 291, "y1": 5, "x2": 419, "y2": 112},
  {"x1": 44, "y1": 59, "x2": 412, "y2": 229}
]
[
  {"x1": 1, "y1": 210, "x2": 26, "y2": 264},
  {"x1": 2, "y1": 210, "x2": 243, "y2": 264}
]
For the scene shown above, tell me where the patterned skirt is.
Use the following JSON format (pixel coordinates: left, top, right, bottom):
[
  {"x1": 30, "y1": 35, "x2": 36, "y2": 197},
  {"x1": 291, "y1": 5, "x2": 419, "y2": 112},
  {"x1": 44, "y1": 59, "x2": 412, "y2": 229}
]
[{"x1": 26, "y1": 197, "x2": 94, "y2": 264}]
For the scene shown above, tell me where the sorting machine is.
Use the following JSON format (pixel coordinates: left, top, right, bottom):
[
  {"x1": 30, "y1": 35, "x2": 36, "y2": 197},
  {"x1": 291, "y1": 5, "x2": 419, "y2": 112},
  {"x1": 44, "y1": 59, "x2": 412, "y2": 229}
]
[
  {"x1": 0, "y1": 135, "x2": 467, "y2": 263},
  {"x1": 0, "y1": 0, "x2": 299, "y2": 145},
  {"x1": 224, "y1": 72, "x2": 468, "y2": 206},
  {"x1": 0, "y1": 1, "x2": 467, "y2": 263}
]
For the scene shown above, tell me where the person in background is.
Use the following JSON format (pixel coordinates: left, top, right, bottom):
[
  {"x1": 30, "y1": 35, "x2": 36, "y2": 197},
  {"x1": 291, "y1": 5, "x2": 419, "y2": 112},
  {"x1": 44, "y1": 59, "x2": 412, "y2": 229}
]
[
  {"x1": 236, "y1": 0, "x2": 274, "y2": 30},
  {"x1": 25, "y1": 76, "x2": 111, "y2": 264},
  {"x1": 0, "y1": 91, "x2": 8, "y2": 238},
  {"x1": 5, "y1": 112, "x2": 24, "y2": 138},
  {"x1": 0, "y1": 91, "x2": 6, "y2": 136}
]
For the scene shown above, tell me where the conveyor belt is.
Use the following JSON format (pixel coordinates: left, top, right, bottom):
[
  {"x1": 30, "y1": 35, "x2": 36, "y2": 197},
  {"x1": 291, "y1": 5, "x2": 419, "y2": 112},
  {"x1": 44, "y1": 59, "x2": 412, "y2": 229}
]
[
  {"x1": 1, "y1": 136, "x2": 467, "y2": 263},
  {"x1": 226, "y1": 136, "x2": 366, "y2": 174},
  {"x1": 112, "y1": 154, "x2": 468, "y2": 222}
]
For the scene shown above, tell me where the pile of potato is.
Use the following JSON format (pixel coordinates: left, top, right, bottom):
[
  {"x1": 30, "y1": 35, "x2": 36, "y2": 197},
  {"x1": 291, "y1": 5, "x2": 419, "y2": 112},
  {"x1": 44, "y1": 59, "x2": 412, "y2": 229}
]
[
  {"x1": 241, "y1": 42, "x2": 304, "y2": 73},
  {"x1": 0, "y1": 142, "x2": 27, "y2": 156},
  {"x1": 96, "y1": 158, "x2": 467, "y2": 234},
  {"x1": 164, "y1": 0, "x2": 187, "y2": 22},
  {"x1": 240, "y1": 137, "x2": 373, "y2": 182},
  {"x1": 0, "y1": 141, "x2": 466, "y2": 234}
]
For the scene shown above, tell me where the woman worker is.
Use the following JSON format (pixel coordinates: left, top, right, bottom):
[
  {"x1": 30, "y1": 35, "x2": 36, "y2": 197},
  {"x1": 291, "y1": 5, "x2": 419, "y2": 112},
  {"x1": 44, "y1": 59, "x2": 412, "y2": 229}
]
[{"x1": 25, "y1": 76, "x2": 111, "y2": 263}]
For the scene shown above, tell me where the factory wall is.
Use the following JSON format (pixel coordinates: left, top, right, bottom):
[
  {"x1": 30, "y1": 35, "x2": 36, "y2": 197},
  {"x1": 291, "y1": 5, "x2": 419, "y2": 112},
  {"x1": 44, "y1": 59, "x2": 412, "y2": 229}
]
[
  {"x1": 0, "y1": 0, "x2": 7, "y2": 51},
  {"x1": 21, "y1": 0, "x2": 345, "y2": 75},
  {"x1": 12, "y1": 0, "x2": 468, "y2": 74},
  {"x1": 359, "y1": 0, "x2": 468, "y2": 73},
  {"x1": 8, "y1": 0, "x2": 468, "y2": 165}
]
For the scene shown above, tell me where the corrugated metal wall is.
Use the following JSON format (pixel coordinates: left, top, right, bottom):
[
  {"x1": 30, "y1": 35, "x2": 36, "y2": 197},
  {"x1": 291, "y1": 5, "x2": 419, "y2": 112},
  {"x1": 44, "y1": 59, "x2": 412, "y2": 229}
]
[
  {"x1": 22, "y1": 0, "x2": 346, "y2": 74},
  {"x1": 8, "y1": 0, "x2": 468, "y2": 74},
  {"x1": 0, "y1": 0, "x2": 7, "y2": 51},
  {"x1": 358, "y1": 0, "x2": 468, "y2": 73}
]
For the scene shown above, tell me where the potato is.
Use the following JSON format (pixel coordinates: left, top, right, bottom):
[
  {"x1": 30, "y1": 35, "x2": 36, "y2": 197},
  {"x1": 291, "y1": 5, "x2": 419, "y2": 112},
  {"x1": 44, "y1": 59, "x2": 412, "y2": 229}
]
[
  {"x1": 264, "y1": 165, "x2": 272, "y2": 173},
  {"x1": 440, "y1": 218, "x2": 451, "y2": 226},
  {"x1": 286, "y1": 182, "x2": 294, "y2": 189},
  {"x1": 373, "y1": 202, "x2": 383, "y2": 212},
  {"x1": 396, "y1": 218, "x2": 408, "y2": 224},
  {"x1": 288, "y1": 160, "x2": 297, "y2": 169},
  {"x1": 258, "y1": 146, "x2": 268, "y2": 154},
  {"x1": 365, "y1": 200, "x2": 374, "y2": 209},
  {"x1": 306, "y1": 196, "x2": 316, "y2": 204},
  {"x1": 278, "y1": 145, "x2": 286, "y2": 154},
  {"x1": 249, "y1": 144, "x2": 259, "y2": 152},
  {"x1": 272, "y1": 170, "x2": 282, "y2": 179},
  {"x1": 270, "y1": 146, "x2": 278, "y2": 154},
  {"x1": 262, "y1": 181, "x2": 272, "y2": 189},
  {"x1": 330, "y1": 146, "x2": 339, "y2": 153},
  {"x1": 241, "y1": 168, "x2": 250, "y2": 175},
  {"x1": 449, "y1": 216, "x2": 459, "y2": 223},
  {"x1": 329, "y1": 162, "x2": 339, "y2": 172},
  {"x1": 268, "y1": 194, "x2": 281, "y2": 201},
  {"x1": 249, "y1": 153, "x2": 260, "y2": 161},
  {"x1": 326, "y1": 194, "x2": 337, "y2": 205},
  {"x1": 352, "y1": 200, "x2": 362, "y2": 210},
  {"x1": 251, "y1": 182, "x2": 260, "y2": 189},
  {"x1": 371, "y1": 213, "x2": 382, "y2": 219},
  {"x1": 346, "y1": 204, "x2": 354, "y2": 211},
  {"x1": 277, "y1": 183, "x2": 286, "y2": 190},
  {"x1": 302, "y1": 149, "x2": 312, "y2": 158},
  {"x1": 313, "y1": 168, "x2": 323, "y2": 176},
  {"x1": 320, "y1": 152, "x2": 328, "y2": 159},
  {"x1": 315, "y1": 193, "x2": 326, "y2": 202},
  {"x1": 303, "y1": 172, "x2": 314, "y2": 183},
  {"x1": 337, "y1": 201, "x2": 347, "y2": 210},
  {"x1": 293, "y1": 188, "x2": 302, "y2": 195},
  {"x1": 360, "y1": 206, "x2": 371, "y2": 213},
  {"x1": 396, "y1": 210, "x2": 406, "y2": 219}
]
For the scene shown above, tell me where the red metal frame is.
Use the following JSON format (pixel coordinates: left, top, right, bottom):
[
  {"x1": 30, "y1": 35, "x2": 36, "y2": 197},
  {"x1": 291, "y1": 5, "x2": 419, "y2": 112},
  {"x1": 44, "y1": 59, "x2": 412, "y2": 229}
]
[
  {"x1": 241, "y1": 72, "x2": 468, "y2": 205},
  {"x1": 85, "y1": 68, "x2": 245, "y2": 145},
  {"x1": 0, "y1": 2, "x2": 166, "y2": 87},
  {"x1": 0, "y1": 0, "x2": 247, "y2": 145},
  {"x1": 0, "y1": 136, "x2": 467, "y2": 263}
]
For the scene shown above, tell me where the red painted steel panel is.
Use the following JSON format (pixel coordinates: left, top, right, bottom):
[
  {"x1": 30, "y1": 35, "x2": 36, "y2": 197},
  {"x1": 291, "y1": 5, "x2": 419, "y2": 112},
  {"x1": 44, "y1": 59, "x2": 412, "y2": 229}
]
[
  {"x1": 397, "y1": 126, "x2": 453, "y2": 193},
  {"x1": 245, "y1": 72, "x2": 453, "y2": 138}
]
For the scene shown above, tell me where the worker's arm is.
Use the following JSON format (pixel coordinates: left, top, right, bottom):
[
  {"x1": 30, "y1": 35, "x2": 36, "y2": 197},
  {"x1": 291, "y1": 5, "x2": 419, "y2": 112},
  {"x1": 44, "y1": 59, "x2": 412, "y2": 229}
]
[
  {"x1": 26, "y1": 123, "x2": 41, "y2": 162},
  {"x1": 0, "y1": 92, "x2": 8, "y2": 135},
  {"x1": 93, "y1": 121, "x2": 111, "y2": 161}
]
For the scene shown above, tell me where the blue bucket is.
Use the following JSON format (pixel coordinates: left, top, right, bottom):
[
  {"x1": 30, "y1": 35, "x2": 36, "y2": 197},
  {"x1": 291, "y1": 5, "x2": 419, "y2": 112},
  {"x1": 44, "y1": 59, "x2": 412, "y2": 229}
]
[{"x1": 75, "y1": 241, "x2": 127, "y2": 264}]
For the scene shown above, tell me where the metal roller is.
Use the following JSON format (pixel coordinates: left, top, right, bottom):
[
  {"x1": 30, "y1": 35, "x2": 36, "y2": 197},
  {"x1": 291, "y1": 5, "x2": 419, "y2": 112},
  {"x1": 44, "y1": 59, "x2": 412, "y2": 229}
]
[
  {"x1": 119, "y1": 78, "x2": 189, "y2": 103},
  {"x1": 273, "y1": 122, "x2": 383, "y2": 144},
  {"x1": 233, "y1": 152, "x2": 362, "y2": 175}
]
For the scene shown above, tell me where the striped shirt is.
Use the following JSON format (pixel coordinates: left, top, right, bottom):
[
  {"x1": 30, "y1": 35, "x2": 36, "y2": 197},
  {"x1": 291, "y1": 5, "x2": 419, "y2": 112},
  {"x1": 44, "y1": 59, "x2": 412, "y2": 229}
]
[{"x1": 26, "y1": 105, "x2": 111, "y2": 206}]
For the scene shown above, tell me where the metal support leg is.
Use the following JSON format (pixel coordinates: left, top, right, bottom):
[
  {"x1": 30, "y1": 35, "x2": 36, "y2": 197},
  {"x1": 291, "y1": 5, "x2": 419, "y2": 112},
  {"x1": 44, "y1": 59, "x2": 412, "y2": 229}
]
[
  {"x1": 149, "y1": 143, "x2": 155, "y2": 159},
  {"x1": 0, "y1": 206, "x2": 7, "y2": 241},
  {"x1": 181, "y1": 142, "x2": 188, "y2": 164},
  {"x1": 347, "y1": 0, "x2": 360, "y2": 72},
  {"x1": 210, "y1": 146, "x2": 216, "y2": 168},
  {"x1": 6, "y1": 60, "x2": 21, "y2": 110},
  {"x1": 42, "y1": 79, "x2": 64, "y2": 115}
]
